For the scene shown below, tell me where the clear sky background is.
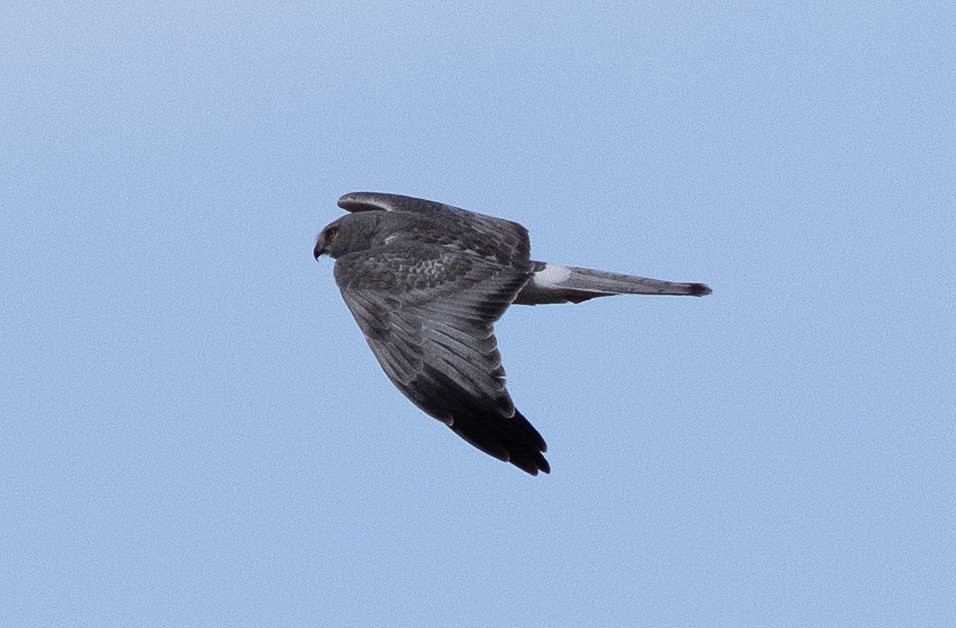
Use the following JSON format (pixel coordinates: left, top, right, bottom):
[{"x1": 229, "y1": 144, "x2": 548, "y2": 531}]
[{"x1": 2, "y1": 2, "x2": 954, "y2": 626}]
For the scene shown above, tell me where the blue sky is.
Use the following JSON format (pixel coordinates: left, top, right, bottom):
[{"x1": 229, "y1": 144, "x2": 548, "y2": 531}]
[{"x1": 2, "y1": 2, "x2": 954, "y2": 626}]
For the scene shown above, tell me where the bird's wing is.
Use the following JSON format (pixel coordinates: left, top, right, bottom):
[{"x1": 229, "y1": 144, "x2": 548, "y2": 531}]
[
  {"x1": 337, "y1": 192, "x2": 531, "y2": 267},
  {"x1": 333, "y1": 241, "x2": 549, "y2": 475}
]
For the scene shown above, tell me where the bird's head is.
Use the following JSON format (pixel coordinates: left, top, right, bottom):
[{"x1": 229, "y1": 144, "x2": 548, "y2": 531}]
[
  {"x1": 314, "y1": 212, "x2": 384, "y2": 260},
  {"x1": 313, "y1": 221, "x2": 338, "y2": 260}
]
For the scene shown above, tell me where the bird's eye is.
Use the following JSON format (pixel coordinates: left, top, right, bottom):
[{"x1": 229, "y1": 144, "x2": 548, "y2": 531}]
[{"x1": 314, "y1": 225, "x2": 340, "y2": 259}]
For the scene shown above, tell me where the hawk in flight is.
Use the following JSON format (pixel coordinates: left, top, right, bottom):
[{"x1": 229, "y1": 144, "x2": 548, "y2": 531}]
[{"x1": 314, "y1": 192, "x2": 711, "y2": 475}]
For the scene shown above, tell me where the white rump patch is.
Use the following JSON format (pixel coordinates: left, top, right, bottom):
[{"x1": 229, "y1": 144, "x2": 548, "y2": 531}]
[{"x1": 533, "y1": 263, "x2": 572, "y2": 288}]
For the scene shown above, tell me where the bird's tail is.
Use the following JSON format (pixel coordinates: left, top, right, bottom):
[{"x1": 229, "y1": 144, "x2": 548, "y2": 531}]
[{"x1": 515, "y1": 263, "x2": 712, "y2": 305}]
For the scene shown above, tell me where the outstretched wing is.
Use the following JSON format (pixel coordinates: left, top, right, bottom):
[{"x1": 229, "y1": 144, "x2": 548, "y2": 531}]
[
  {"x1": 337, "y1": 192, "x2": 532, "y2": 267},
  {"x1": 333, "y1": 241, "x2": 549, "y2": 475}
]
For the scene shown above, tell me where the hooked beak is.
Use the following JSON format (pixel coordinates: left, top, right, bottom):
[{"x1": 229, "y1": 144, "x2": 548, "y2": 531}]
[{"x1": 313, "y1": 238, "x2": 325, "y2": 260}]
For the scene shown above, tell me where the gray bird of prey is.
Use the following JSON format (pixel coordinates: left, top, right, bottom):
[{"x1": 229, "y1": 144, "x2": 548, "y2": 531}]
[{"x1": 314, "y1": 192, "x2": 711, "y2": 475}]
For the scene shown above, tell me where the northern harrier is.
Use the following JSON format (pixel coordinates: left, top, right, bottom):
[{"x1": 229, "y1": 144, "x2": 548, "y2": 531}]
[{"x1": 314, "y1": 192, "x2": 711, "y2": 475}]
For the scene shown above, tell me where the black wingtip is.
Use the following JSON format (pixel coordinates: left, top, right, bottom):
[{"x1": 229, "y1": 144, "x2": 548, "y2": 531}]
[
  {"x1": 505, "y1": 440, "x2": 551, "y2": 476},
  {"x1": 521, "y1": 457, "x2": 551, "y2": 476},
  {"x1": 689, "y1": 282, "x2": 712, "y2": 296},
  {"x1": 423, "y1": 379, "x2": 551, "y2": 475},
  {"x1": 435, "y1": 389, "x2": 550, "y2": 476}
]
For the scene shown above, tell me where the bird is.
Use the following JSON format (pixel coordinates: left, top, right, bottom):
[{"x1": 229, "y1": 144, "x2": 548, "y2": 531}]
[{"x1": 314, "y1": 192, "x2": 711, "y2": 475}]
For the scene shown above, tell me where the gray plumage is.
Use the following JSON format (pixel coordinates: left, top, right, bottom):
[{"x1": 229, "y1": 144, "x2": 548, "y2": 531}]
[{"x1": 314, "y1": 192, "x2": 711, "y2": 475}]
